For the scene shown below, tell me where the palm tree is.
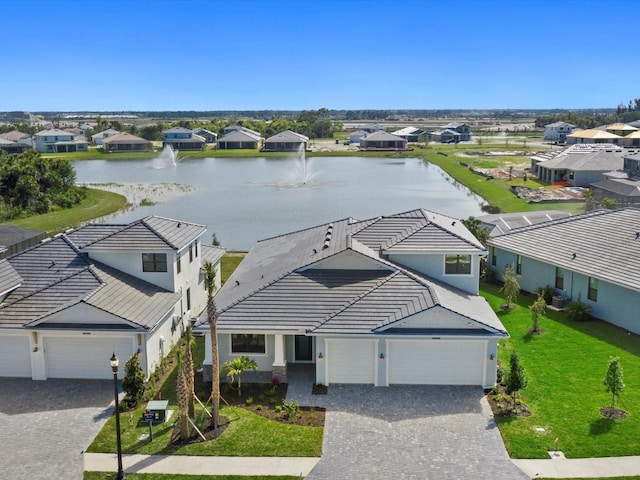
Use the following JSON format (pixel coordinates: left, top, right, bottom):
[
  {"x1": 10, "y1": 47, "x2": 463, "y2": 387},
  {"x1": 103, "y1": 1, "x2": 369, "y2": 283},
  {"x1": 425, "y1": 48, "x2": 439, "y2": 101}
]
[
  {"x1": 183, "y1": 325, "x2": 196, "y2": 417},
  {"x1": 203, "y1": 260, "x2": 220, "y2": 432},
  {"x1": 175, "y1": 348, "x2": 190, "y2": 441},
  {"x1": 221, "y1": 355, "x2": 258, "y2": 397}
]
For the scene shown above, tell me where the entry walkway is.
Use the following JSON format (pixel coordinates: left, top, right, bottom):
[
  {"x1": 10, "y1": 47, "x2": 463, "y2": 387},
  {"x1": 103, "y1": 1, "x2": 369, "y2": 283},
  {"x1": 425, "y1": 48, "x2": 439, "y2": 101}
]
[{"x1": 513, "y1": 456, "x2": 640, "y2": 478}]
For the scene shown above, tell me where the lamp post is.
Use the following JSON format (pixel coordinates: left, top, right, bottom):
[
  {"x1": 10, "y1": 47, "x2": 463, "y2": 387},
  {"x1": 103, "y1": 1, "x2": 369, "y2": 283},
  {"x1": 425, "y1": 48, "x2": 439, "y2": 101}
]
[{"x1": 110, "y1": 352, "x2": 126, "y2": 480}]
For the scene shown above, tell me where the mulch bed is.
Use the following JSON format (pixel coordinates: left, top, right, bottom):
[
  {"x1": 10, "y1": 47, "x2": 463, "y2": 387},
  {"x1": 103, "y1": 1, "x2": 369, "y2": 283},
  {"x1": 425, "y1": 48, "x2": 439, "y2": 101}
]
[
  {"x1": 487, "y1": 384, "x2": 530, "y2": 417},
  {"x1": 600, "y1": 407, "x2": 628, "y2": 419}
]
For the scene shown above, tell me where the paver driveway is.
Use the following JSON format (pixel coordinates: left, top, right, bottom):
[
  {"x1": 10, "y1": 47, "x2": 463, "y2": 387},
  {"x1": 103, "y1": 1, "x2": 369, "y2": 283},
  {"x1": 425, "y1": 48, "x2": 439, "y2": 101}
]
[
  {"x1": 288, "y1": 382, "x2": 529, "y2": 480},
  {"x1": 0, "y1": 378, "x2": 115, "y2": 480}
]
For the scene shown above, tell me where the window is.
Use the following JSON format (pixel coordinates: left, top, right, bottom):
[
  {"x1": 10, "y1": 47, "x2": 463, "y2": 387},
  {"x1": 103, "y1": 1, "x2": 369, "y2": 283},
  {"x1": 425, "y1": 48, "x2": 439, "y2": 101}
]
[
  {"x1": 176, "y1": 252, "x2": 181, "y2": 274},
  {"x1": 231, "y1": 334, "x2": 266, "y2": 354},
  {"x1": 588, "y1": 277, "x2": 598, "y2": 302},
  {"x1": 194, "y1": 241, "x2": 198, "y2": 257},
  {"x1": 186, "y1": 287, "x2": 191, "y2": 311},
  {"x1": 445, "y1": 254, "x2": 471, "y2": 275},
  {"x1": 516, "y1": 255, "x2": 522, "y2": 275},
  {"x1": 142, "y1": 253, "x2": 167, "y2": 272},
  {"x1": 491, "y1": 247, "x2": 497, "y2": 267},
  {"x1": 555, "y1": 267, "x2": 564, "y2": 290},
  {"x1": 189, "y1": 244, "x2": 193, "y2": 262}
]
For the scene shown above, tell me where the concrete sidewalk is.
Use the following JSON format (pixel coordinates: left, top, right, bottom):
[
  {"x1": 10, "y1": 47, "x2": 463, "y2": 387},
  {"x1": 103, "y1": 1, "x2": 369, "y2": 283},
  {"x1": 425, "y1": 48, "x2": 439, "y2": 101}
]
[
  {"x1": 513, "y1": 455, "x2": 640, "y2": 478},
  {"x1": 84, "y1": 452, "x2": 319, "y2": 476}
]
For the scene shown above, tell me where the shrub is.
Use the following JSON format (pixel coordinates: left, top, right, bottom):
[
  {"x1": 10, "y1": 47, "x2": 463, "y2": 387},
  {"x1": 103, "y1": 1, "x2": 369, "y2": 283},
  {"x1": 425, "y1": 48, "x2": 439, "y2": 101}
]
[
  {"x1": 496, "y1": 365, "x2": 506, "y2": 385},
  {"x1": 245, "y1": 396, "x2": 254, "y2": 406},
  {"x1": 275, "y1": 405, "x2": 282, "y2": 412},
  {"x1": 282, "y1": 400, "x2": 299, "y2": 421},
  {"x1": 122, "y1": 353, "x2": 145, "y2": 408},
  {"x1": 271, "y1": 375, "x2": 280, "y2": 384},
  {"x1": 535, "y1": 284, "x2": 554, "y2": 305},
  {"x1": 266, "y1": 385, "x2": 277, "y2": 396},
  {"x1": 565, "y1": 300, "x2": 592, "y2": 322},
  {"x1": 255, "y1": 404, "x2": 263, "y2": 411},
  {"x1": 269, "y1": 397, "x2": 277, "y2": 405},
  {"x1": 258, "y1": 394, "x2": 265, "y2": 401}
]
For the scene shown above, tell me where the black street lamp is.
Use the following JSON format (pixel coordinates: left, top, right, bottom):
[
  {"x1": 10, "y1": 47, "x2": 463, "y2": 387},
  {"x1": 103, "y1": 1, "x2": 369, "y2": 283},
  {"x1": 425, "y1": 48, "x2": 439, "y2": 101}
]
[{"x1": 110, "y1": 352, "x2": 127, "y2": 480}]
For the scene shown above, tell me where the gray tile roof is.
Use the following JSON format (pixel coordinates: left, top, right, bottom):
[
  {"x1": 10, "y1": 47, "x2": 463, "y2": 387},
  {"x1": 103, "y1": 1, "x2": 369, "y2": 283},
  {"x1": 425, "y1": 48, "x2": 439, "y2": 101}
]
[
  {"x1": 539, "y1": 149, "x2": 625, "y2": 171},
  {"x1": 265, "y1": 130, "x2": 309, "y2": 143},
  {"x1": 591, "y1": 179, "x2": 640, "y2": 197},
  {"x1": 164, "y1": 127, "x2": 193, "y2": 134},
  {"x1": 0, "y1": 260, "x2": 22, "y2": 295},
  {"x1": 218, "y1": 130, "x2": 262, "y2": 143},
  {"x1": 196, "y1": 209, "x2": 504, "y2": 337},
  {"x1": 83, "y1": 216, "x2": 206, "y2": 251},
  {"x1": 0, "y1": 225, "x2": 45, "y2": 249},
  {"x1": 487, "y1": 208, "x2": 640, "y2": 292},
  {"x1": 477, "y1": 211, "x2": 572, "y2": 236},
  {"x1": 361, "y1": 130, "x2": 406, "y2": 142},
  {"x1": 201, "y1": 244, "x2": 226, "y2": 266}
]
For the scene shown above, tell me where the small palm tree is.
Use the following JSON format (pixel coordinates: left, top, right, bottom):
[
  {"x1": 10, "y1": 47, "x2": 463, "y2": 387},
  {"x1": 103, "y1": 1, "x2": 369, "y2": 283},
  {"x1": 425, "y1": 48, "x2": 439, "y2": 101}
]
[
  {"x1": 203, "y1": 260, "x2": 220, "y2": 432},
  {"x1": 222, "y1": 356, "x2": 258, "y2": 396},
  {"x1": 175, "y1": 349, "x2": 190, "y2": 441},
  {"x1": 183, "y1": 326, "x2": 196, "y2": 417}
]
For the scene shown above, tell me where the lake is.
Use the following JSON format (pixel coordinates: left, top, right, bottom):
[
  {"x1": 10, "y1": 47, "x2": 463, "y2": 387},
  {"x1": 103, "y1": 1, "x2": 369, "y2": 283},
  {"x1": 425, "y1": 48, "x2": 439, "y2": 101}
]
[{"x1": 75, "y1": 155, "x2": 485, "y2": 251}]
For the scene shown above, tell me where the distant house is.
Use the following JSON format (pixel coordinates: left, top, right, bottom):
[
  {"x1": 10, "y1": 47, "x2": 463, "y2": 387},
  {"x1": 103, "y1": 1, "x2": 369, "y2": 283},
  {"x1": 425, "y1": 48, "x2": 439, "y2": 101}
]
[
  {"x1": 0, "y1": 138, "x2": 31, "y2": 154},
  {"x1": 0, "y1": 215, "x2": 224, "y2": 379},
  {"x1": 222, "y1": 125, "x2": 262, "y2": 137},
  {"x1": 605, "y1": 123, "x2": 638, "y2": 137},
  {"x1": 531, "y1": 144, "x2": 625, "y2": 186},
  {"x1": 544, "y1": 122, "x2": 576, "y2": 142},
  {"x1": 477, "y1": 211, "x2": 572, "y2": 237},
  {"x1": 217, "y1": 129, "x2": 263, "y2": 149},
  {"x1": 34, "y1": 129, "x2": 88, "y2": 153},
  {"x1": 0, "y1": 130, "x2": 33, "y2": 147},
  {"x1": 392, "y1": 126, "x2": 427, "y2": 142},
  {"x1": 590, "y1": 152, "x2": 640, "y2": 207},
  {"x1": 349, "y1": 130, "x2": 369, "y2": 144},
  {"x1": 102, "y1": 132, "x2": 153, "y2": 153},
  {"x1": 162, "y1": 127, "x2": 206, "y2": 151},
  {"x1": 192, "y1": 128, "x2": 218, "y2": 144},
  {"x1": 624, "y1": 131, "x2": 640, "y2": 147},
  {"x1": 359, "y1": 131, "x2": 408, "y2": 151},
  {"x1": 0, "y1": 226, "x2": 46, "y2": 260},
  {"x1": 487, "y1": 208, "x2": 640, "y2": 335},
  {"x1": 263, "y1": 130, "x2": 309, "y2": 152},
  {"x1": 566, "y1": 129, "x2": 622, "y2": 145},
  {"x1": 91, "y1": 128, "x2": 121, "y2": 146},
  {"x1": 430, "y1": 122, "x2": 472, "y2": 143},
  {"x1": 360, "y1": 124, "x2": 385, "y2": 134}
]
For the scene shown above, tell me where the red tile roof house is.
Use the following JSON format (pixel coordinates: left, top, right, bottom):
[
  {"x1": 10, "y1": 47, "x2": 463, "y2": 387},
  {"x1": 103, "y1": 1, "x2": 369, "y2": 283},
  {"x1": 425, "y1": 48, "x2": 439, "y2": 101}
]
[{"x1": 196, "y1": 208, "x2": 507, "y2": 387}]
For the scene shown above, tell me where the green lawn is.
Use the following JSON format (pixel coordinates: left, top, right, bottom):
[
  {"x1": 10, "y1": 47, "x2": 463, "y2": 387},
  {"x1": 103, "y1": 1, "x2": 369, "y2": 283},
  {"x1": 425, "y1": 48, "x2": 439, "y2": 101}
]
[
  {"x1": 0, "y1": 188, "x2": 128, "y2": 234},
  {"x1": 85, "y1": 473, "x2": 299, "y2": 480},
  {"x1": 87, "y1": 336, "x2": 322, "y2": 458},
  {"x1": 482, "y1": 284, "x2": 640, "y2": 458},
  {"x1": 221, "y1": 254, "x2": 246, "y2": 284}
]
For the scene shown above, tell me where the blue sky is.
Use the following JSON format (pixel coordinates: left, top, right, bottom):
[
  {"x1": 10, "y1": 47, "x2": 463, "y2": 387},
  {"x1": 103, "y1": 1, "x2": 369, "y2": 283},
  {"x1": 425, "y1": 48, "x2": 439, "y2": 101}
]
[{"x1": 1, "y1": 0, "x2": 637, "y2": 111}]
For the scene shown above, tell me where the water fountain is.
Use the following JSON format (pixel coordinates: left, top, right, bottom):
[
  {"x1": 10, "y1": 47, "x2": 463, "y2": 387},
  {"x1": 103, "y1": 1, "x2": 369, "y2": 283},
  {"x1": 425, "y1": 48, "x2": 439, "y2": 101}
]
[
  {"x1": 152, "y1": 145, "x2": 182, "y2": 169},
  {"x1": 290, "y1": 143, "x2": 318, "y2": 186}
]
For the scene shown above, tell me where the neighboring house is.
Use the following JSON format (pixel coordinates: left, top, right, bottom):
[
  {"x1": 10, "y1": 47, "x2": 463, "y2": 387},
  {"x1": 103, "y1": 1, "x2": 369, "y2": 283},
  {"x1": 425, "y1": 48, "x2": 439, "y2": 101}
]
[
  {"x1": 196, "y1": 209, "x2": 508, "y2": 388},
  {"x1": 0, "y1": 138, "x2": 31, "y2": 154},
  {"x1": 605, "y1": 123, "x2": 638, "y2": 137},
  {"x1": 0, "y1": 130, "x2": 33, "y2": 147},
  {"x1": 392, "y1": 126, "x2": 427, "y2": 142},
  {"x1": 0, "y1": 226, "x2": 46, "y2": 260},
  {"x1": 487, "y1": 208, "x2": 640, "y2": 334},
  {"x1": 543, "y1": 122, "x2": 576, "y2": 142},
  {"x1": 360, "y1": 124, "x2": 385, "y2": 134},
  {"x1": 162, "y1": 127, "x2": 206, "y2": 151},
  {"x1": 477, "y1": 211, "x2": 572, "y2": 237},
  {"x1": 263, "y1": 130, "x2": 309, "y2": 152},
  {"x1": 34, "y1": 129, "x2": 89, "y2": 153},
  {"x1": 431, "y1": 122, "x2": 472, "y2": 143},
  {"x1": 0, "y1": 216, "x2": 224, "y2": 380},
  {"x1": 359, "y1": 131, "x2": 408, "y2": 150},
  {"x1": 567, "y1": 129, "x2": 622, "y2": 145},
  {"x1": 102, "y1": 132, "x2": 153, "y2": 152},
  {"x1": 623, "y1": 131, "x2": 640, "y2": 147},
  {"x1": 349, "y1": 129, "x2": 368, "y2": 144},
  {"x1": 91, "y1": 128, "x2": 121, "y2": 146},
  {"x1": 531, "y1": 143, "x2": 624, "y2": 186},
  {"x1": 591, "y1": 152, "x2": 640, "y2": 207},
  {"x1": 217, "y1": 130, "x2": 263, "y2": 149},
  {"x1": 222, "y1": 125, "x2": 262, "y2": 137},
  {"x1": 192, "y1": 128, "x2": 218, "y2": 144}
]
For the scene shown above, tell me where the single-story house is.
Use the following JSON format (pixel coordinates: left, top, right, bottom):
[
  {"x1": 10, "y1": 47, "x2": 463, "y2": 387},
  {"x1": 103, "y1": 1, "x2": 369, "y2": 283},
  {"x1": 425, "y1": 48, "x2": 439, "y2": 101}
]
[
  {"x1": 360, "y1": 124, "x2": 385, "y2": 134},
  {"x1": 217, "y1": 130, "x2": 263, "y2": 149},
  {"x1": 567, "y1": 129, "x2": 622, "y2": 145},
  {"x1": 349, "y1": 129, "x2": 369, "y2": 144},
  {"x1": 359, "y1": 131, "x2": 408, "y2": 151},
  {"x1": 477, "y1": 211, "x2": 572, "y2": 237},
  {"x1": 222, "y1": 125, "x2": 262, "y2": 137},
  {"x1": 531, "y1": 143, "x2": 625, "y2": 186},
  {"x1": 196, "y1": 208, "x2": 508, "y2": 388},
  {"x1": 392, "y1": 126, "x2": 427, "y2": 142},
  {"x1": 0, "y1": 216, "x2": 224, "y2": 380},
  {"x1": 605, "y1": 123, "x2": 638, "y2": 137},
  {"x1": 162, "y1": 127, "x2": 206, "y2": 151},
  {"x1": 0, "y1": 138, "x2": 31, "y2": 154},
  {"x1": 91, "y1": 128, "x2": 121, "y2": 146},
  {"x1": 623, "y1": 131, "x2": 640, "y2": 147},
  {"x1": 34, "y1": 129, "x2": 88, "y2": 153},
  {"x1": 263, "y1": 130, "x2": 309, "y2": 152},
  {"x1": 430, "y1": 129, "x2": 463, "y2": 144},
  {"x1": 544, "y1": 122, "x2": 576, "y2": 142},
  {"x1": 0, "y1": 130, "x2": 33, "y2": 147},
  {"x1": 590, "y1": 152, "x2": 640, "y2": 207},
  {"x1": 487, "y1": 208, "x2": 640, "y2": 334},
  {"x1": 102, "y1": 132, "x2": 153, "y2": 152},
  {"x1": 0, "y1": 225, "x2": 46, "y2": 260}
]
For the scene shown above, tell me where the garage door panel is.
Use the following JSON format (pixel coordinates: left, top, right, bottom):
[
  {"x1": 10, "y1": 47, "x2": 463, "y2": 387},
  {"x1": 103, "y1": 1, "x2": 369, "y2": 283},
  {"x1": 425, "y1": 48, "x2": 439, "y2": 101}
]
[
  {"x1": 327, "y1": 340, "x2": 375, "y2": 384},
  {"x1": 0, "y1": 336, "x2": 31, "y2": 378},
  {"x1": 389, "y1": 340, "x2": 483, "y2": 385},
  {"x1": 44, "y1": 336, "x2": 133, "y2": 379}
]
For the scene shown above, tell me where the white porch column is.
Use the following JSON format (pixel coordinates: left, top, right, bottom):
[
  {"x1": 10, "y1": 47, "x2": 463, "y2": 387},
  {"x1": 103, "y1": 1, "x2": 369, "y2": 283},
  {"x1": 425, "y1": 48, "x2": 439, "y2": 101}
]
[{"x1": 272, "y1": 334, "x2": 287, "y2": 381}]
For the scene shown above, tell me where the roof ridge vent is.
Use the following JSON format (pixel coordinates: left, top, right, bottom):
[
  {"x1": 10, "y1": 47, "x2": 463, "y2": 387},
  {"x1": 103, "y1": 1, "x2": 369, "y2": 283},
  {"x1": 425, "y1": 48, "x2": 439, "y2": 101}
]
[{"x1": 322, "y1": 223, "x2": 334, "y2": 249}]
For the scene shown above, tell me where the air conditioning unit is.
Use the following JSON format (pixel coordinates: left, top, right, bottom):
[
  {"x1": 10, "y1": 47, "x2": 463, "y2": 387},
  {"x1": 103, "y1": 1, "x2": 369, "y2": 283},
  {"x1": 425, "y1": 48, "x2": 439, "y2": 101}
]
[{"x1": 552, "y1": 295, "x2": 568, "y2": 309}]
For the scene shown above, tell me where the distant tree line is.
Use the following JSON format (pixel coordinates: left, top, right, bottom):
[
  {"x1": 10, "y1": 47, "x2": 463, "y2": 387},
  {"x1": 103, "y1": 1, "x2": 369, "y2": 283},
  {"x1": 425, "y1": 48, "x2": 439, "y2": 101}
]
[
  {"x1": 535, "y1": 98, "x2": 640, "y2": 129},
  {"x1": 0, "y1": 149, "x2": 87, "y2": 219}
]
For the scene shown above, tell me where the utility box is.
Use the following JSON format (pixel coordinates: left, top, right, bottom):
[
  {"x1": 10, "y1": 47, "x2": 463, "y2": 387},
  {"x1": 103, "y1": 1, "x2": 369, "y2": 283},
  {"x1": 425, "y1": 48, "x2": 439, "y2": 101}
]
[
  {"x1": 145, "y1": 400, "x2": 169, "y2": 423},
  {"x1": 552, "y1": 295, "x2": 568, "y2": 309}
]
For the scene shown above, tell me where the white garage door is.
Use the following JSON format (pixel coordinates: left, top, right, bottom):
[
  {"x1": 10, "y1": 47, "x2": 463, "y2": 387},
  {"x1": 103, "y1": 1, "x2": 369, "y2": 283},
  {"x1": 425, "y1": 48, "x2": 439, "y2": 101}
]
[
  {"x1": 0, "y1": 336, "x2": 31, "y2": 378},
  {"x1": 44, "y1": 336, "x2": 134, "y2": 379},
  {"x1": 388, "y1": 340, "x2": 484, "y2": 385},
  {"x1": 327, "y1": 340, "x2": 375, "y2": 384}
]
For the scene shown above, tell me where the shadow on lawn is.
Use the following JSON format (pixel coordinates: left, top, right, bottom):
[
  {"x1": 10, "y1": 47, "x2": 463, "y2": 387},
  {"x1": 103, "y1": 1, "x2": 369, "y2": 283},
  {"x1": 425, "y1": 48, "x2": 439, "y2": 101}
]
[{"x1": 589, "y1": 416, "x2": 615, "y2": 435}]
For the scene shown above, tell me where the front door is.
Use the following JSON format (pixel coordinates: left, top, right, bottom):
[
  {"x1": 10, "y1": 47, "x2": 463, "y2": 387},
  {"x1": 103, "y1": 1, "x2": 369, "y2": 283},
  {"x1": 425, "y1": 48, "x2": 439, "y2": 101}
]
[{"x1": 294, "y1": 335, "x2": 313, "y2": 362}]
